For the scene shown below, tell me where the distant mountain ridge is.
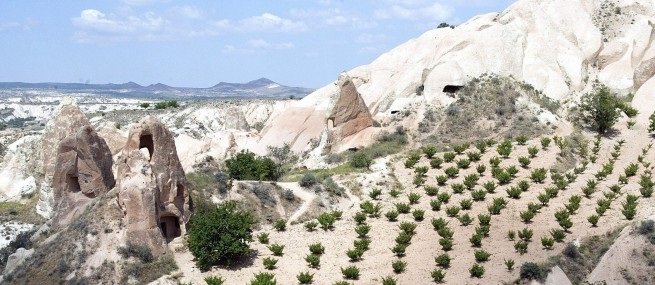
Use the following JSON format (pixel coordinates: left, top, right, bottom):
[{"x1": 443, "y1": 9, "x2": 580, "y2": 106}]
[{"x1": 0, "y1": 78, "x2": 313, "y2": 99}]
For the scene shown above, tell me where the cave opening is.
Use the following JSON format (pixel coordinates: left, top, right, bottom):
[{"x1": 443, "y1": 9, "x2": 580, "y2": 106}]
[
  {"x1": 442, "y1": 85, "x2": 463, "y2": 93},
  {"x1": 159, "y1": 215, "x2": 181, "y2": 242},
  {"x1": 66, "y1": 173, "x2": 81, "y2": 193},
  {"x1": 139, "y1": 134, "x2": 154, "y2": 161}
]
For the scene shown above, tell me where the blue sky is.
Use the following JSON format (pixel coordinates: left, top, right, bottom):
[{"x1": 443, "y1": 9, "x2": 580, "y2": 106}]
[{"x1": 0, "y1": 0, "x2": 515, "y2": 88}]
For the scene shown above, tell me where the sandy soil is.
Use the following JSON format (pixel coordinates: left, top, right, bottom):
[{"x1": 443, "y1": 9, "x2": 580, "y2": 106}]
[{"x1": 168, "y1": 118, "x2": 655, "y2": 285}]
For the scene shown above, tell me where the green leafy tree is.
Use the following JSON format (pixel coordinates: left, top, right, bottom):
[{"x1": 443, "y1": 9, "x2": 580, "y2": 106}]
[
  {"x1": 225, "y1": 150, "x2": 279, "y2": 181},
  {"x1": 577, "y1": 86, "x2": 621, "y2": 134},
  {"x1": 187, "y1": 201, "x2": 255, "y2": 271},
  {"x1": 350, "y1": 152, "x2": 373, "y2": 169}
]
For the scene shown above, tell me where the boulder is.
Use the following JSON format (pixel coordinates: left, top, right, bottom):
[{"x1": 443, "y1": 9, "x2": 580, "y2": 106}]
[
  {"x1": 3, "y1": 247, "x2": 33, "y2": 275},
  {"x1": 328, "y1": 75, "x2": 375, "y2": 139},
  {"x1": 116, "y1": 116, "x2": 191, "y2": 257},
  {"x1": 51, "y1": 125, "x2": 115, "y2": 228}
]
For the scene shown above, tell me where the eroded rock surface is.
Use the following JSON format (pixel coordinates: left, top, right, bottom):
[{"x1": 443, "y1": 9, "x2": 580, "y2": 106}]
[
  {"x1": 328, "y1": 75, "x2": 374, "y2": 139},
  {"x1": 116, "y1": 116, "x2": 191, "y2": 256}
]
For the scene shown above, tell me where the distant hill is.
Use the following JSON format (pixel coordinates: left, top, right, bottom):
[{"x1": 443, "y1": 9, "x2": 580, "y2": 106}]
[{"x1": 0, "y1": 78, "x2": 313, "y2": 99}]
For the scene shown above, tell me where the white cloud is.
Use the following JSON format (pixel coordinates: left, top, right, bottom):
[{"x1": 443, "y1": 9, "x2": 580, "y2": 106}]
[
  {"x1": 171, "y1": 6, "x2": 204, "y2": 19},
  {"x1": 0, "y1": 18, "x2": 37, "y2": 32},
  {"x1": 238, "y1": 13, "x2": 307, "y2": 32},
  {"x1": 72, "y1": 9, "x2": 165, "y2": 42},
  {"x1": 290, "y1": 8, "x2": 375, "y2": 29},
  {"x1": 223, "y1": 39, "x2": 295, "y2": 54},
  {"x1": 375, "y1": 2, "x2": 453, "y2": 21}
]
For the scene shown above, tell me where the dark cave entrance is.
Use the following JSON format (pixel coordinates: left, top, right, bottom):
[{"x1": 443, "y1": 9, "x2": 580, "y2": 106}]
[
  {"x1": 66, "y1": 173, "x2": 81, "y2": 193},
  {"x1": 139, "y1": 134, "x2": 154, "y2": 161},
  {"x1": 159, "y1": 215, "x2": 181, "y2": 242},
  {"x1": 442, "y1": 85, "x2": 463, "y2": 93},
  {"x1": 176, "y1": 183, "x2": 185, "y2": 198}
]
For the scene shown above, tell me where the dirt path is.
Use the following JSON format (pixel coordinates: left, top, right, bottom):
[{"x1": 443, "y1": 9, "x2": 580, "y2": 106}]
[{"x1": 276, "y1": 182, "x2": 316, "y2": 223}]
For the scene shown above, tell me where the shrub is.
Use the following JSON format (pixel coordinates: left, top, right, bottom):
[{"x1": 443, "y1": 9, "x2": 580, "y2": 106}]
[
  {"x1": 368, "y1": 188, "x2": 382, "y2": 200},
  {"x1": 118, "y1": 242, "x2": 154, "y2": 263},
  {"x1": 304, "y1": 221, "x2": 318, "y2": 232},
  {"x1": 392, "y1": 259, "x2": 407, "y2": 273},
  {"x1": 350, "y1": 152, "x2": 373, "y2": 168},
  {"x1": 506, "y1": 187, "x2": 522, "y2": 199},
  {"x1": 430, "y1": 157, "x2": 444, "y2": 169},
  {"x1": 443, "y1": 152, "x2": 456, "y2": 162},
  {"x1": 381, "y1": 276, "x2": 397, "y2": 285},
  {"x1": 649, "y1": 111, "x2": 655, "y2": 133},
  {"x1": 188, "y1": 201, "x2": 255, "y2": 271},
  {"x1": 474, "y1": 249, "x2": 491, "y2": 262},
  {"x1": 249, "y1": 272, "x2": 276, "y2": 285},
  {"x1": 471, "y1": 189, "x2": 486, "y2": 201},
  {"x1": 625, "y1": 163, "x2": 639, "y2": 177},
  {"x1": 514, "y1": 241, "x2": 528, "y2": 254},
  {"x1": 563, "y1": 243, "x2": 579, "y2": 259},
  {"x1": 470, "y1": 233, "x2": 483, "y2": 247},
  {"x1": 297, "y1": 272, "x2": 314, "y2": 284},
  {"x1": 445, "y1": 206, "x2": 460, "y2": 217},
  {"x1": 273, "y1": 219, "x2": 287, "y2": 231},
  {"x1": 408, "y1": 193, "x2": 421, "y2": 204},
  {"x1": 355, "y1": 224, "x2": 371, "y2": 238},
  {"x1": 587, "y1": 214, "x2": 599, "y2": 227},
  {"x1": 309, "y1": 243, "x2": 325, "y2": 255},
  {"x1": 520, "y1": 262, "x2": 543, "y2": 280},
  {"x1": 436, "y1": 175, "x2": 448, "y2": 185},
  {"x1": 495, "y1": 170, "x2": 512, "y2": 184},
  {"x1": 475, "y1": 140, "x2": 488, "y2": 153},
  {"x1": 268, "y1": 244, "x2": 284, "y2": 256},
  {"x1": 422, "y1": 145, "x2": 438, "y2": 158},
  {"x1": 225, "y1": 150, "x2": 279, "y2": 181},
  {"x1": 346, "y1": 248, "x2": 363, "y2": 261},
  {"x1": 507, "y1": 230, "x2": 516, "y2": 241},
  {"x1": 541, "y1": 236, "x2": 554, "y2": 250},
  {"x1": 518, "y1": 156, "x2": 531, "y2": 168},
  {"x1": 391, "y1": 243, "x2": 408, "y2": 256},
  {"x1": 451, "y1": 183, "x2": 465, "y2": 194},
  {"x1": 257, "y1": 232, "x2": 269, "y2": 244},
  {"x1": 463, "y1": 174, "x2": 479, "y2": 190},
  {"x1": 577, "y1": 85, "x2": 621, "y2": 134},
  {"x1": 541, "y1": 137, "x2": 551, "y2": 149},
  {"x1": 341, "y1": 266, "x2": 360, "y2": 280},
  {"x1": 456, "y1": 159, "x2": 471, "y2": 169},
  {"x1": 489, "y1": 156, "x2": 501, "y2": 167},
  {"x1": 528, "y1": 146, "x2": 539, "y2": 158},
  {"x1": 395, "y1": 203, "x2": 411, "y2": 214},
  {"x1": 412, "y1": 209, "x2": 425, "y2": 221},
  {"x1": 453, "y1": 143, "x2": 469, "y2": 154},
  {"x1": 430, "y1": 199, "x2": 442, "y2": 211},
  {"x1": 530, "y1": 168, "x2": 547, "y2": 183},
  {"x1": 518, "y1": 228, "x2": 533, "y2": 242},
  {"x1": 520, "y1": 210, "x2": 535, "y2": 223},
  {"x1": 476, "y1": 164, "x2": 486, "y2": 175},
  {"x1": 399, "y1": 222, "x2": 418, "y2": 234},
  {"x1": 263, "y1": 257, "x2": 278, "y2": 270},
  {"x1": 354, "y1": 239, "x2": 371, "y2": 251},
  {"x1": 305, "y1": 254, "x2": 320, "y2": 268},
  {"x1": 482, "y1": 181, "x2": 497, "y2": 193},
  {"x1": 435, "y1": 254, "x2": 451, "y2": 268},
  {"x1": 497, "y1": 139, "x2": 513, "y2": 158},
  {"x1": 425, "y1": 186, "x2": 439, "y2": 196},
  {"x1": 353, "y1": 211, "x2": 367, "y2": 224},
  {"x1": 300, "y1": 173, "x2": 319, "y2": 187},
  {"x1": 458, "y1": 213, "x2": 473, "y2": 226},
  {"x1": 439, "y1": 238, "x2": 454, "y2": 251},
  {"x1": 505, "y1": 259, "x2": 515, "y2": 271},
  {"x1": 431, "y1": 269, "x2": 446, "y2": 283},
  {"x1": 469, "y1": 264, "x2": 485, "y2": 278},
  {"x1": 437, "y1": 192, "x2": 451, "y2": 203},
  {"x1": 205, "y1": 276, "x2": 226, "y2": 285},
  {"x1": 317, "y1": 212, "x2": 336, "y2": 230},
  {"x1": 385, "y1": 210, "x2": 399, "y2": 221},
  {"x1": 444, "y1": 166, "x2": 459, "y2": 178},
  {"x1": 460, "y1": 199, "x2": 473, "y2": 210},
  {"x1": 467, "y1": 151, "x2": 482, "y2": 161},
  {"x1": 431, "y1": 217, "x2": 449, "y2": 231}
]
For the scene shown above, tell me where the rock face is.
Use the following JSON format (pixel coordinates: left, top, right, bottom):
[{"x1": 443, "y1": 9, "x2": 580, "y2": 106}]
[
  {"x1": 3, "y1": 247, "x2": 33, "y2": 275},
  {"x1": 117, "y1": 116, "x2": 191, "y2": 256},
  {"x1": 38, "y1": 99, "x2": 91, "y2": 218},
  {"x1": 258, "y1": 0, "x2": 655, "y2": 154},
  {"x1": 328, "y1": 75, "x2": 374, "y2": 139},
  {"x1": 51, "y1": 125, "x2": 115, "y2": 228}
]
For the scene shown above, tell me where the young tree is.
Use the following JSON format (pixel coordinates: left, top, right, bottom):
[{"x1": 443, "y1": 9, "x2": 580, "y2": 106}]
[
  {"x1": 187, "y1": 201, "x2": 255, "y2": 271},
  {"x1": 649, "y1": 111, "x2": 655, "y2": 133},
  {"x1": 577, "y1": 86, "x2": 621, "y2": 134}
]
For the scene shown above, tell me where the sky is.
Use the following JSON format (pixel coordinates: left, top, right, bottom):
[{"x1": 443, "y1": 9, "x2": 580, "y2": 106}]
[{"x1": 0, "y1": 0, "x2": 516, "y2": 88}]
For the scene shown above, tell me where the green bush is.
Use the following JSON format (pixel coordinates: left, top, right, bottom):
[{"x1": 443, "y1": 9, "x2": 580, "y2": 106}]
[
  {"x1": 300, "y1": 173, "x2": 319, "y2": 187},
  {"x1": 297, "y1": 272, "x2": 314, "y2": 284},
  {"x1": 391, "y1": 259, "x2": 407, "y2": 273},
  {"x1": 519, "y1": 262, "x2": 543, "y2": 280},
  {"x1": 435, "y1": 254, "x2": 451, "y2": 268},
  {"x1": 262, "y1": 257, "x2": 278, "y2": 270},
  {"x1": 304, "y1": 221, "x2": 318, "y2": 232},
  {"x1": 541, "y1": 137, "x2": 551, "y2": 149},
  {"x1": 187, "y1": 201, "x2": 255, "y2": 271},
  {"x1": 469, "y1": 264, "x2": 485, "y2": 278},
  {"x1": 350, "y1": 152, "x2": 373, "y2": 169},
  {"x1": 225, "y1": 150, "x2": 279, "y2": 181},
  {"x1": 382, "y1": 276, "x2": 397, "y2": 285},
  {"x1": 431, "y1": 269, "x2": 446, "y2": 283},
  {"x1": 577, "y1": 85, "x2": 621, "y2": 134},
  {"x1": 305, "y1": 254, "x2": 320, "y2": 268},
  {"x1": 444, "y1": 166, "x2": 459, "y2": 178},
  {"x1": 154, "y1": 100, "x2": 179, "y2": 109},
  {"x1": 412, "y1": 209, "x2": 425, "y2": 221},
  {"x1": 528, "y1": 146, "x2": 539, "y2": 158},
  {"x1": 518, "y1": 156, "x2": 531, "y2": 168},
  {"x1": 497, "y1": 139, "x2": 513, "y2": 158},
  {"x1": 353, "y1": 239, "x2": 370, "y2": 251},
  {"x1": 430, "y1": 157, "x2": 443, "y2": 169},
  {"x1": 649, "y1": 111, "x2": 655, "y2": 133},
  {"x1": 355, "y1": 224, "x2": 371, "y2": 238},
  {"x1": 118, "y1": 242, "x2": 154, "y2": 263},
  {"x1": 341, "y1": 265, "x2": 360, "y2": 280},
  {"x1": 439, "y1": 238, "x2": 454, "y2": 251},
  {"x1": 268, "y1": 244, "x2": 284, "y2": 256},
  {"x1": 541, "y1": 236, "x2": 554, "y2": 250},
  {"x1": 395, "y1": 203, "x2": 410, "y2": 214},
  {"x1": 309, "y1": 243, "x2": 325, "y2": 255},
  {"x1": 317, "y1": 212, "x2": 336, "y2": 230},
  {"x1": 422, "y1": 145, "x2": 438, "y2": 158},
  {"x1": 504, "y1": 259, "x2": 515, "y2": 271},
  {"x1": 443, "y1": 152, "x2": 456, "y2": 162},
  {"x1": 399, "y1": 221, "x2": 417, "y2": 234},
  {"x1": 205, "y1": 276, "x2": 226, "y2": 285},
  {"x1": 456, "y1": 158, "x2": 471, "y2": 169},
  {"x1": 257, "y1": 232, "x2": 269, "y2": 244},
  {"x1": 430, "y1": 199, "x2": 442, "y2": 211},
  {"x1": 249, "y1": 272, "x2": 276, "y2": 285},
  {"x1": 530, "y1": 168, "x2": 547, "y2": 183},
  {"x1": 274, "y1": 219, "x2": 286, "y2": 231},
  {"x1": 474, "y1": 249, "x2": 490, "y2": 262}
]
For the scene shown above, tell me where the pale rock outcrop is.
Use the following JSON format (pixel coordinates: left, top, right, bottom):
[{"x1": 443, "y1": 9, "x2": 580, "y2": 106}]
[
  {"x1": 117, "y1": 116, "x2": 191, "y2": 256},
  {"x1": 328, "y1": 75, "x2": 375, "y2": 140},
  {"x1": 51, "y1": 125, "x2": 115, "y2": 228},
  {"x1": 3, "y1": 248, "x2": 33, "y2": 275},
  {"x1": 0, "y1": 135, "x2": 40, "y2": 201},
  {"x1": 37, "y1": 99, "x2": 91, "y2": 218}
]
